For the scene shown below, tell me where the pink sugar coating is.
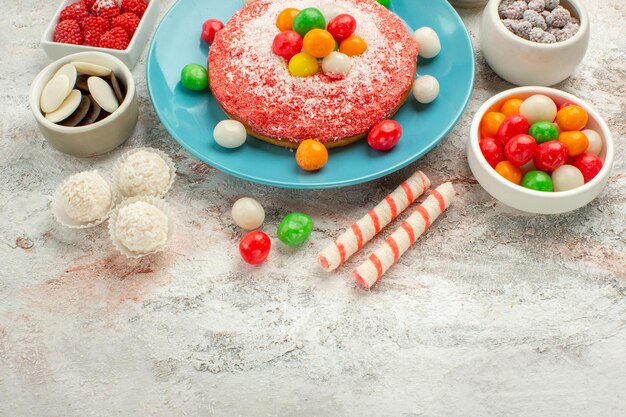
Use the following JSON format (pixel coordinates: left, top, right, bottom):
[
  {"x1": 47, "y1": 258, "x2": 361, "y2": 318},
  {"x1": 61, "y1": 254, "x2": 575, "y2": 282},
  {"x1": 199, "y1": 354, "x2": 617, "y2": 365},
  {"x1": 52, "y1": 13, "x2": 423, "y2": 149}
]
[{"x1": 208, "y1": 0, "x2": 418, "y2": 144}]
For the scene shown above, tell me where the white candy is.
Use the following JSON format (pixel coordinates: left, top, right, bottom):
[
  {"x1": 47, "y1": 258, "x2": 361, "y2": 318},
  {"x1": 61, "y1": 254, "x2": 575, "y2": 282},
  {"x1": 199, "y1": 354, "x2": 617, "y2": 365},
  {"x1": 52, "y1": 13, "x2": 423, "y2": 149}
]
[
  {"x1": 321, "y1": 52, "x2": 352, "y2": 76},
  {"x1": 71, "y1": 62, "x2": 112, "y2": 77},
  {"x1": 413, "y1": 27, "x2": 441, "y2": 59},
  {"x1": 552, "y1": 165, "x2": 584, "y2": 192},
  {"x1": 214, "y1": 120, "x2": 247, "y2": 148},
  {"x1": 40, "y1": 74, "x2": 70, "y2": 113},
  {"x1": 520, "y1": 95, "x2": 557, "y2": 125},
  {"x1": 319, "y1": 4, "x2": 345, "y2": 23},
  {"x1": 88, "y1": 76, "x2": 119, "y2": 113},
  {"x1": 582, "y1": 129, "x2": 603, "y2": 156},
  {"x1": 53, "y1": 64, "x2": 77, "y2": 97},
  {"x1": 45, "y1": 89, "x2": 82, "y2": 123},
  {"x1": 412, "y1": 75, "x2": 439, "y2": 104},
  {"x1": 232, "y1": 197, "x2": 265, "y2": 230}
]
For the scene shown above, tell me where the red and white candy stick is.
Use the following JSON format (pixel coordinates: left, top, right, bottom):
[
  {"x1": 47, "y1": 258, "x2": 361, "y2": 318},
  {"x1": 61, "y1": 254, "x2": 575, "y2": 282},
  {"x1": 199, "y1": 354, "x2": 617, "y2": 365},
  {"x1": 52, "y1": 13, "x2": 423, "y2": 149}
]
[
  {"x1": 318, "y1": 171, "x2": 430, "y2": 271},
  {"x1": 353, "y1": 182, "x2": 455, "y2": 289}
]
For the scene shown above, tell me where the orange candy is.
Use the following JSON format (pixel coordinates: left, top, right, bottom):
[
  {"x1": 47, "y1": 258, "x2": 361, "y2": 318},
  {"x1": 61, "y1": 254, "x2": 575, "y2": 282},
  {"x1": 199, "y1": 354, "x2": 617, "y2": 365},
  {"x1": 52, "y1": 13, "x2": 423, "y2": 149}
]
[
  {"x1": 480, "y1": 112, "x2": 506, "y2": 138},
  {"x1": 500, "y1": 98, "x2": 523, "y2": 116},
  {"x1": 339, "y1": 35, "x2": 367, "y2": 57},
  {"x1": 556, "y1": 105, "x2": 588, "y2": 131},
  {"x1": 296, "y1": 139, "x2": 328, "y2": 171},
  {"x1": 495, "y1": 161, "x2": 523, "y2": 185},
  {"x1": 558, "y1": 131, "x2": 589, "y2": 157},
  {"x1": 276, "y1": 8, "x2": 300, "y2": 32},
  {"x1": 303, "y1": 29, "x2": 335, "y2": 58}
]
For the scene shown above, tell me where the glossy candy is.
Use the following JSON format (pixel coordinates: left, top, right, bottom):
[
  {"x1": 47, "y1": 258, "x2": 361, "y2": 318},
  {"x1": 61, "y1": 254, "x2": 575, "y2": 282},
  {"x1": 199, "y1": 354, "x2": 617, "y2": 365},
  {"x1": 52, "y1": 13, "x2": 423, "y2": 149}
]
[
  {"x1": 479, "y1": 137, "x2": 505, "y2": 168},
  {"x1": 558, "y1": 101, "x2": 576, "y2": 111},
  {"x1": 321, "y1": 51, "x2": 352, "y2": 76},
  {"x1": 368, "y1": 120, "x2": 402, "y2": 151},
  {"x1": 180, "y1": 64, "x2": 208, "y2": 91},
  {"x1": 277, "y1": 213, "x2": 313, "y2": 246},
  {"x1": 413, "y1": 27, "x2": 441, "y2": 59},
  {"x1": 520, "y1": 95, "x2": 557, "y2": 125},
  {"x1": 495, "y1": 161, "x2": 523, "y2": 185},
  {"x1": 412, "y1": 75, "x2": 439, "y2": 104},
  {"x1": 201, "y1": 19, "x2": 224, "y2": 45},
  {"x1": 272, "y1": 30, "x2": 303, "y2": 60},
  {"x1": 556, "y1": 105, "x2": 588, "y2": 131},
  {"x1": 213, "y1": 120, "x2": 247, "y2": 148},
  {"x1": 276, "y1": 8, "x2": 300, "y2": 32},
  {"x1": 571, "y1": 153, "x2": 603, "y2": 183},
  {"x1": 533, "y1": 140, "x2": 568, "y2": 173},
  {"x1": 528, "y1": 120, "x2": 558, "y2": 144},
  {"x1": 522, "y1": 171, "x2": 553, "y2": 192},
  {"x1": 582, "y1": 129, "x2": 603, "y2": 156},
  {"x1": 376, "y1": 0, "x2": 392, "y2": 8},
  {"x1": 496, "y1": 114, "x2": 530, "y2": 145},
  {"x1": 339, "y1": 35, "x2": 367, "y2": 56},
  {"x1": 303, "y1": 29, "x2": 335, "y2": 58},
  {"x1": 239, "y1": 231, "x2": 271, "y2": 265},
  {"x1": 500, "y1": 98, "x2": 523, "y2": 116},
  {"x1": 326, "y1": 14, "x2": 356, "y2": 42},
  {"x1": 558, "y1": 130, "x2": 589, "y2": 156},
  {"x1": 504, "y1": 134, "x2": 537, "y2": 166},
  {"x1": 552, "y1": 165, "x2": 584, "y2": 192},
  {"x1": 480, "y1": 112, "x2": 506, "y2": 138},
  {"x1": 288, "y1": 52, "x2": 319, "y2": 77},
  {"x1": 232, "y1": 197, "x2": 265, "y2": 230},
  {"x1": 296, "y1": 139, "x2": 328, "y2": 171},
  {"x1": 291, "y1": 8, "x2": 326, "y2": 37}
]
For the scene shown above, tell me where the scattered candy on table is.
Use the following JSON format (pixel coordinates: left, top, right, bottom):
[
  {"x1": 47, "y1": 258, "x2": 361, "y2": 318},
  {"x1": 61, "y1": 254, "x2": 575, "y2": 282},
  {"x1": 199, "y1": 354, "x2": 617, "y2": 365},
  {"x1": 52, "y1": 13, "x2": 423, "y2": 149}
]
[
  {"x1": 232, "y1": 197, "x2": 265, "y2": 230},
  {"x1": 412, "y1": 75, "x2": 440, "y2": 104},
  {"x1": 296, "y1": 139, "x2": 328, "y2": 171},
  {"x1": 180, "y1": 63, "x2": 209, "y2": 91},
  {"x1": 277, "y1": 213, "x2": 314, "y2": 246},
  {"x1": 213, "y1": 120, "x2": 247, "y2": 148},
  {"x1": 367, "y1": 120, "x2": 403, "y2": 151},
  {"x1": 239, "y1": 231, "x2": 271, "y2": 265},
  {"x1": 318, "y1": 171, "x2": 431, "y2": 272}
]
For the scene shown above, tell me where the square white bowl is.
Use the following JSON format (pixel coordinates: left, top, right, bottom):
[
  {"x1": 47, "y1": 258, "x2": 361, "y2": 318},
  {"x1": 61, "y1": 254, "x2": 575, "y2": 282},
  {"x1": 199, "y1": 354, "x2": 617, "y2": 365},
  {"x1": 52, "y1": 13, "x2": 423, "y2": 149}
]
[{"x1": 41, "y1": 0, "x2": 159, "y2": 69}]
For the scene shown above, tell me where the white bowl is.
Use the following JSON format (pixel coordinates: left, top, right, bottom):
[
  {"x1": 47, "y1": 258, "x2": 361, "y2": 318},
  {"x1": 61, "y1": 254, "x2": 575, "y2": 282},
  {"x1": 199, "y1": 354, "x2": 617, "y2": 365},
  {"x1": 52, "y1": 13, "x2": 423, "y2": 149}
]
[
  {"x1": 40, "y1": 0, "x2": 159, "y2": 69},
  {"x1": 480, "y1": 0, "x2": 590, "y2": 86},
  {"x1": 467, "y1": 87, "x2": 614, "y2": 214},
  {"x1": 29, "y1": 51, "x2": 138, "y2": 157}
]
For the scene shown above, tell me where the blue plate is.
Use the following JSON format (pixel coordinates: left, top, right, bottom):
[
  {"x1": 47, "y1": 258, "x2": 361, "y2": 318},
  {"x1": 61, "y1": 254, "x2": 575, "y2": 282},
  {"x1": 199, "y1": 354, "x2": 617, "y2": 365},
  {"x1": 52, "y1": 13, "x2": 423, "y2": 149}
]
[{"x1": 147, "y1": 0, "x2": 475, "y2": 189}]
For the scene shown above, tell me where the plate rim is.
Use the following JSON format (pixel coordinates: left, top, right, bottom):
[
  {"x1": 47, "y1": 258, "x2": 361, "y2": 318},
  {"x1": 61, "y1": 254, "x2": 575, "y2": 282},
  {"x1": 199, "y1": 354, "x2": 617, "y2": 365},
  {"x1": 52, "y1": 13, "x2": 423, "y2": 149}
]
[{"x1": 146, "y1": 0, "x2": 475, "y2": 189}]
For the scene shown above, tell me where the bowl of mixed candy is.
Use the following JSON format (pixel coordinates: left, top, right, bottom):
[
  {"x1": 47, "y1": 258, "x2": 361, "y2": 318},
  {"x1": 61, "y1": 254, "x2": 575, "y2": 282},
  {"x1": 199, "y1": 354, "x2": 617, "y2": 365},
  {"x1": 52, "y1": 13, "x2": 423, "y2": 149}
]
[{"x1": 467, "y1": 86, "x2": 614, "y2": 214}]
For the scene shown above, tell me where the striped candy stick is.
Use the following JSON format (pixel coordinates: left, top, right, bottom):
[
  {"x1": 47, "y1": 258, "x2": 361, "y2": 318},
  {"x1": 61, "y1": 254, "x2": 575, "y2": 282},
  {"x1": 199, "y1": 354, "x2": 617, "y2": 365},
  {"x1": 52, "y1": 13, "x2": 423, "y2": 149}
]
[
  {"x1": 318, "y1": 171, "x2": 431, "y2": 271},
  {"x1": 352, "y1": 182, "x2": 455, "y2": 289}
]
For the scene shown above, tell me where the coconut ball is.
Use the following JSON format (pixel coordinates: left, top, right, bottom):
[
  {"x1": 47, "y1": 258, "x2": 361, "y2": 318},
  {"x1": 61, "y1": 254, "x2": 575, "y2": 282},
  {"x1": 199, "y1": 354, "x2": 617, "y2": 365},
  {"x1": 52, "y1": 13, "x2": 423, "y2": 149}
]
[
  {"x1": 118, "y1": 150, "x2": 171, "y2": 197},
  {"x1": 115, "y1": 201, "x2": 169, "y2": 254},
  {"x1": 61, "y1": 171, "x2": 112, "y2": 223}
]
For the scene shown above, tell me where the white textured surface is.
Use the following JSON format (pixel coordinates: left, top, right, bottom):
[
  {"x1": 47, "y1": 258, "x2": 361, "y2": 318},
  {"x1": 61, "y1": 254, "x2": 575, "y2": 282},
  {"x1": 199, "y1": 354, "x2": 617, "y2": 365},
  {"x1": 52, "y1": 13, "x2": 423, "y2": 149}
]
[{"x1": 1, "y1": 1, "x2": 625, "y2": 416}]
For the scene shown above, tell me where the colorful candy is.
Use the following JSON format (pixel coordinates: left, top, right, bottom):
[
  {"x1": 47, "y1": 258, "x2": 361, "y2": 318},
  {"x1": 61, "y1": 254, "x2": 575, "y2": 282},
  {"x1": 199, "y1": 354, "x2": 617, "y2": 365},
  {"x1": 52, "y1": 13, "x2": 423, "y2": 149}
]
[
  {"x1": 500, "y1": 98, "x2": 523, "y2": 116},
  {"x1": 339, "y1": 35, "x2": 367, "y2": 56},
  {"x1": 288, "y1": 52, "x2": 319, "y2": 77},
  {"x1": 277, "y1": 213, "x2": 313, "y2": 246},
  {"x1": 413, "y1": 27, "x2": 441, "y2": 59},
  {"x1": 571, "y1": 153, "x2": 603, "y2": 183},
  {"x1": 296, "y1": 139, "x2": 328, "y2": 171},
  {"x1": 558, "y1": 130, "x2": 589, "y2": 157},
  {"x1": 375, "y1": 0, "x2": 392, "y2": 8},
  {"x1": 504, "y1": 134, "x2": 537, "y2": 166},
  {"x1": 213, "y1": 119, "x2": 247, "y2": 148},
  {"x1": 239, "y1": 231, "x2": 271, "y2": 265},
  {"x1": 520, "y1": 94, "x2": 557, "y2": 124},
  {"x1": 556, "y1": 104, "x2": 588, "y2": 131},
  {"x1": 521, "y1": 171, "x2": 553, "y2": 192},
  {"x1": 321, "y1": 51, "x2": 352, "y2": 76},
  {"x1": 303, "y1": 29, "x2": 335, "y2": 58},
  {"x1": 533, "y1": 140, "x2": 568, "y2": 172},
  {"x1": 480, "y1": 112, "x2": 506, "y2": 138},
  {"x1": 528, "y1": 120, "x2": 558, "y2": 144},
  {"x1": 368, "y1": 120, "x2": 402, "y2": 151},
  {"x1": 201, "y1": 19, "x2": 224, "y2": 45},
  {"x1": 291, "y1": 8, "x2": 326, "y2": 37},
  {"x1": 495, "y1": 161, "x2": 523, "y2": 185},
  {"x1": 412, "y1": 75, "x2": 439, "y2": 104},
  {"x1": 232, "y1": 197, "x2": 265, "y2": 230},
  {"x1": 326, "y1": 14, "x2": 356, "y2": 42},
  {"x1": 276, "y1": 8, "x2": 300, "y2": 32},
  {"x1": 496, "y1": 114, "x2": 530, "y2": 144},
  {"x1": 272, "y1": 30, "x2": 303, "y2": 60},
  {"x1": 180, "y1": 64, "x2": 208, "y2": 91},
  {"x1": 479, "y1": 137, "x2": 505, "y2": 168},
  {"x1": 551, "y1": 165, "x2": 584, "y2": 192}
]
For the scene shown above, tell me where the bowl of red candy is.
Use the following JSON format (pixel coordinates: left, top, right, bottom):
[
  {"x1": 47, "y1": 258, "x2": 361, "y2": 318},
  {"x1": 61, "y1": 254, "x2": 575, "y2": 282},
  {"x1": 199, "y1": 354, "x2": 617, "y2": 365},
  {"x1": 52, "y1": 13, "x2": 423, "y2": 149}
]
[
  {"x1": 467, "y1": 86, "x2": 614, "y2": 214},
  {"x1": 41, "y1": 0, "x2": 159, "y2": 69}
]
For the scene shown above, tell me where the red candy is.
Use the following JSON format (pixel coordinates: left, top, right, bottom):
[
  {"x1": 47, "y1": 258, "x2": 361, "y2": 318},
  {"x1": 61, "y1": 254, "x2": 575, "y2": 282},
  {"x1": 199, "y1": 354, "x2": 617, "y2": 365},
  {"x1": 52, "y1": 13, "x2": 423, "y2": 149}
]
[
  {"x1": 504, "y1": 134, "x2": 537, "y2": 166},
  {"x1": 479, "y1": 137, "x2": 505, "y2": 168},
  {"x1": 201, "y1": 19, "x2": 224, "y2": 45},
  {"x1": 572, "y1": 153, "x2": 603, "y2": 183},
  {"x1": 496, "y1": 114, "x2": 530, "y2": 145},
  {"x1": 367, "y1": 120, "x2": 402, "y2": 151},
  {"x1": 239, "y1": 231, "x2": 271, "y2": 265},
  {"x1": 272, "y1": 30, "x2": 303, "y2": 60},
  {"x1": 533, "y1": 140, "x2": 568, "y2": 173},
  {"x1": 327, "y1": 14, "x2": 357, "y2": 42}
]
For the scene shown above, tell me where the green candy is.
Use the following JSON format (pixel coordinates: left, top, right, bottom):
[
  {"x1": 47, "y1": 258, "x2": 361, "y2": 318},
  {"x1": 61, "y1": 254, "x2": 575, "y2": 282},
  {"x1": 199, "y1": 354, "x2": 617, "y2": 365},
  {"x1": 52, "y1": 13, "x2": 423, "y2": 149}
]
[
  {"x1": 291, "y1": 8, "x2": 326, "y2": 37},
  {"x1": 277, "y1": 213, "x2": 313, "y2": 246},
  {"x1": 376, "y1": 0, "x2": 392, "y2": 8},
  {"x1": 181, "y1": 64, "x2": 208, "y2": 91},
  {"x1": 529, "y1": 121, "x2": 558, "y2": 144},
  {"x1": 521, "y1": 171, "x2": 553, "y2": 192}
]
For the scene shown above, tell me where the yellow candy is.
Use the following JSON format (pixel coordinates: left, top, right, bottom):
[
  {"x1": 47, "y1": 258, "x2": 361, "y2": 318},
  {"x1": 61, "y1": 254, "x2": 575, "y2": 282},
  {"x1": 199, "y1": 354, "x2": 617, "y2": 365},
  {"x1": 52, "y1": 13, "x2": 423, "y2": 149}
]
[{"x1": 288, "y1": 52, "x2": 319, "y2": 77}]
